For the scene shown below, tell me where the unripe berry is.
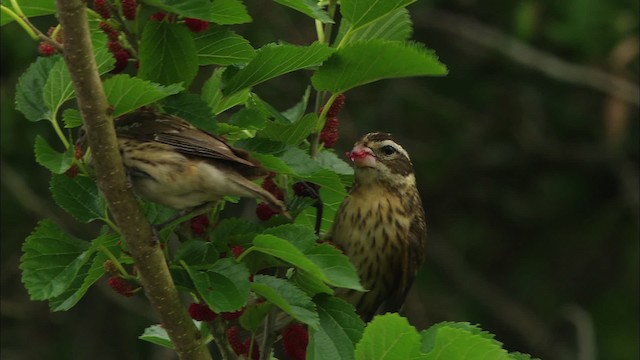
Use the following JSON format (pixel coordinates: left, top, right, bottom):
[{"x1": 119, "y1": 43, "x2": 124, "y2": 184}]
[
  {"x1": 188, "y1": 303, "x2": 218, "y2": 321},
  {"x1": 38, "y1": 42, "x2": 56, "y2": 57},
  {"x1": 93, "y1": 0, "x2": 111, "y2": 19},
  {"x1": 282, "y1": 323, "x2": 309, "y2": 360},
  {"x1": 184, "y1": 18, "x2": 209, "y2": 32},
  {"x1": 255, "y1": 202, "x2": 277, "y2": 221},
  {"x1": 121, "y1": 0, "x2": 137, "y2": 20},
  {"x1": 107, "y1": 275, "x2": 136, "y2": 297}
]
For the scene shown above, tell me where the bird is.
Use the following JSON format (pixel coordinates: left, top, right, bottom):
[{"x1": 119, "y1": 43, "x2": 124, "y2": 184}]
[
  {"x1": 327, "y1": 132, "x2": 427, "y2": 321},
  {"x1": 102, "y1": 109, "x2": 286, "y2": 215}
]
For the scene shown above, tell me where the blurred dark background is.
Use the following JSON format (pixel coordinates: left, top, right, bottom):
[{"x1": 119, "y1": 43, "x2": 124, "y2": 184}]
[{"x1": 2, "y1": 1, "x2": 638, "y2": 359}]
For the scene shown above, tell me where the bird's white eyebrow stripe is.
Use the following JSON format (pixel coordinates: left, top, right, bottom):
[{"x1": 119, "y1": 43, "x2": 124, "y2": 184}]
[{"x1": 378, "y1": 139, "x2": 410, "y2": 161}]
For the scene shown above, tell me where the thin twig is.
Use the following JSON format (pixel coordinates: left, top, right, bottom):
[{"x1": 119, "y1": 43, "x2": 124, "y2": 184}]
[{"x1": 416, "y1": 9, "x2": 640, "y2": 106}]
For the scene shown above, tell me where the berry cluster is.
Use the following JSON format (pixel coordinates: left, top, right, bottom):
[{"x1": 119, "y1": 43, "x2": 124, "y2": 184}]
[
  {"x1": 256, "y1": 173, "x2": 284, "y2": 221},
  {"x1": 282, "y1": 323, "x2": 309, "y2": 360},
  {"x1": 319, "y1": 94, "x2": 346, "y2": 148},
  {"x1": 227, "y1": 326, "x2": 260, "y2": 359},
  {"x1": 37, "y1": 27, "x2": 63, "y2": 57},
  {"x1": 188, "y1": 303, "x2": 217, "y2": 321},
  {"x1": 107, "y1": 275, "x2": 137, "y2": 297},
  {"x1": 189, "y1": 214, "x2": 210, "y2": 235}
]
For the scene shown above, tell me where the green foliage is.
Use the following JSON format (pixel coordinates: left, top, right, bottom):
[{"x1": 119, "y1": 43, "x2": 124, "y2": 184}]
[{"x1": 7, "y1": 0, "x2": 535, "y2": 358}]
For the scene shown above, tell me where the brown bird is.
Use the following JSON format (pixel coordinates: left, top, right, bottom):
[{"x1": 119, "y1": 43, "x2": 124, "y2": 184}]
[
  {"x1": 328, "y1": 132, "x2": 427, "y2": 321},
  {"x1": 109, "y1": 109, "x2": 286, "y2": 214}
]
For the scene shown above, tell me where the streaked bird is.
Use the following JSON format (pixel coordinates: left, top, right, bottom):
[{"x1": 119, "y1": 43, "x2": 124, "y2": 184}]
[
  {"x1": 329, "y1": 132, "x2": 427, "y2": 321},
  {"x1": 102, "y1": 109, "x2": 286, "y2": 214}
]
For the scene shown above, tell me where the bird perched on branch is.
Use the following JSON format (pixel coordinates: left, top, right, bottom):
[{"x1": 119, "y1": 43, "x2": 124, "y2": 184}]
[
  {"x1": 94, "y1": 109, "x2": 287, "y2": 215},
  {"x1": 328, "y1": 132, "x2": 427, "y2": 321}
]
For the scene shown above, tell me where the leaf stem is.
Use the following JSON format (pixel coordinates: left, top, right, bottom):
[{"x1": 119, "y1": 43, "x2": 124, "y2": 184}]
[
  {"x1": 99, "y1": 244, "x2": 128, "y2": 276},
  {"x1": 1, "y1": 5, "x2": 38, "y2": 40}
]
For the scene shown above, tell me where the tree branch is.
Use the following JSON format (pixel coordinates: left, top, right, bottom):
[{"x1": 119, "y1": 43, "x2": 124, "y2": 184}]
[
  {"x1": 416, "y1": 9, "x2": 640, "y2": 106},
  {"x1": 54, "y1": 1, "x2": 211, "y2": 359}
]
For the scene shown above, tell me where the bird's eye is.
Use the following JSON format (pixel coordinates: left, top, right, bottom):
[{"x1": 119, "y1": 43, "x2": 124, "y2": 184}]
[{"x1": 381, "y1": 145, "x2": 396, "y2": 156}]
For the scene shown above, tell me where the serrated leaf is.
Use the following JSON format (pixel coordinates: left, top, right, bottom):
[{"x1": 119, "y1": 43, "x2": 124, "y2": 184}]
[
  {"x1": 316, "y1": 150, "x2": 354, "y2": 176},
  {"x1": 202, "y1": 68, "x2": 250, "y2": 115},
  {"x1": 421, "y1": 322, "x2": 511, "y2": 360},
  {"x1": 251, "y1": 275, "x2": 319, "y2": 328},
  {"x1": 15, "y1": 56, "x2": 58, "y2": 122},
  {"x1": 139, "y1": 324, "x2": 174, "y2": 349},
  {"x1": 34, "y1": 135, "x2": 74, "y2": 174},
  {"x1": 1, "y1": 0, "x2": 56, "y2": 25},
  {"x1": 340, "y1": 0, "x2": 415, "y2": 30},
  {"x1": 194, "y1": 25, "x2": 255, "y2": 65},
  {"x1": 282, "y1": 86, "x2": 311, "y2": 123},
  {"x1": 139, "y1": 200, "x2": 179, "y2": 225},
  {"x1": 262, "y1": 224, "x2": 318, "y2": 252},
  {"x1": 212, "y1": 218, "x2": 262, "y2": 245},
  {"x1": 335, "y1": 8, "x2": 412, "y2": 46},
  {"x1": 103, "y1": 74, "x2": 183, "y2": 117},
  {"x1": 252, "y1": 234, "x2": 328, "y2": 279},
  {"x1": 223, "y1": 42, "x2": 335, "y2": 95},
  {"x1": 186, "y1": 258, "x2": 251, "y2": 312},
  {"x1": 308, "y1": 295, "x2": 365, "y2": 360},
  {"x1": 175, "y1": 240, "x2": 219, "y2": 267},
  {"x1": 50, "y1": 233, "x2": 121, "y2": 311},
  {"x1": 43, "y1": 49, "x2": 115, "y2": 115},
  {"x1": 274, "y1": 0, "x2": 333, "y2": 23},
  {"x1": 62, "y1": 109, "x2": 83, "y2": 128},
  {"x1": 306, "y1": 243, "x2": 363, "y2": 291},
  {"x1": 163, "y1": 92, "x2": 217, "y2": 134},
  {"x1": 355, "y1": 313, "x2": 426, "y2": 360},
  {"x1": 139, "y1": 21, "x2": 198, "y2": 87},
  {"x1": 20, "y1": 220, "x2": 91, "y2": 301},
  {"x1": 509, "y1": 352, "x2": 540, "y2": 360},
  {"x1": 50, "y1": 174, "x2": 105, "y2": 223},
  {"x1": 210, "y1": 0, "x2": 251, "y2": 25},
  {"x1": 291, "y1": 269, "x2": 334, "y2": 296},
  {"x1": 246, "y1": 93, "x2": 292, "y2": 124},
  {"x1": 296, "y1": 169, "x2": 347, "y2": 233},
  {"x1": 259, "y1": 113, "x2": 318, "y2": 145},
  {"x1": 312, "y1": 40, "x2": 447, "y2": 94}
]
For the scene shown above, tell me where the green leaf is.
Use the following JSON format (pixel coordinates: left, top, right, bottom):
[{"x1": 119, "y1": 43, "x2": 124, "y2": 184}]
[
  {"x1": 251, "y1": 275, "x2": 319, "y2": 328},
  {"x1": 201, "y1": 68, "x2": 250, "y2": 115},
  {"x1": 43, "y1": 49, "x2": 115, "y2": 116},
  {"x1": 282, "y1": 86, "x2": 311, "y2": 123},
  {"x1": 312, "y1": 40, "x2": 447, "y2": 94},
  {"x1": 251, "y1": 234, "x2": 328, "y2": 282},
  {"x1": 15, "y1": 56, "x2": 58, "y2": 122},
  {"x1": 340, "y1": 0, "x2": 415, "y2": 30},
  {"x1": 421, "y1": 322, "x2": 511, "y2": 360},
  {"x1": 274, "y1": 0, "x2": 333, "y2": 23},
  {"x1": 138, "y1": 21, "x2": 198, "y2": 87},
  {"x1": 355, "y1": 313, "x2": 426, "y2": 360},
  {"x1": 223, "y1": 42, "x2": 335, "y2": 95},
  {"x1": 509, "y1": 352, "x2": 540, "y2": 360},
  {"x1": 20, "y1": 220, "x2": 91, "y2": 301},
  {"x1": 335, "y1": 8, "x2": 412, "y2": 46},
  {"x1": 1, "y1": 0, "x2": 56, "y2": 25},
  {"x1": 49, "y1": 233, "x2": 121, "y2": 311},
  {"x1": 262, "y1": 224, "x2": 318, "y2": 252},
  {"x1": 139, "y1": 200, "x2": 180, "y2": 225},
  {"x1": 316, "y1": 150, "x2": 354, "y2": 176},
  {"x1": 212, "y1": 218, "x2": 262, "y2": 245},
  {"x1": 305, "y1": 243, "x2": 363, "y2": 291},
  {"x1": 259, "y1": 113, "x2": 318, "y2": 145},
  {"x1": 174, "y1": 240, "x2": 219, "y2": 268},
  {"x1": 34, "y1": 135, "x2": 74, "y2": 174},
  {"x1": 163, "y1": 92, "x2": 217, "y2": 134},
  {"x1": 103, "y1": 74, "x2": 183, "y2": 117},
  {"x1": 50, "y1": 174, "x2": 106, "y2": 223},
  {"x1": 194, "y1": 25, "x2": 256, "y2": 65},
  {"x1": 186, "y1": 258, "x2": 251, "y2": 312},
  {"x1": 209, "y1": 0, "x2": 251, "y2": 25},
  {"x1": 246, "y1": 93, "x2": 292, "y2": 124},
  {"x1": 140, "y1": 324, "x2": 174, "y2": 349},
  {"x1": 290, "y1": 269, "x2": 334, "y2": 296},
  {"x1": 239, "y1": 302, "x2": 273, "y2": 333},
  {"x1": 62, "y1": 109, "x2": 83, "y2": 129},
  {"x1": 308, "y1": 295, "x2": 365, "y2": 360}
]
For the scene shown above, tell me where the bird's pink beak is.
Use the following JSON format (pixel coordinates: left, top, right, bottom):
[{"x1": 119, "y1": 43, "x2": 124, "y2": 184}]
[{"x1": 347, "y1": 146, "x2": 376, "y2": 168}]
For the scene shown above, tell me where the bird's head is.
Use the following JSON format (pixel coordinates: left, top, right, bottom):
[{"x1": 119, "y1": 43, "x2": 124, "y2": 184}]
[{"x1": 347, "y1": 132, "x2": 415, "y2": 188}]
